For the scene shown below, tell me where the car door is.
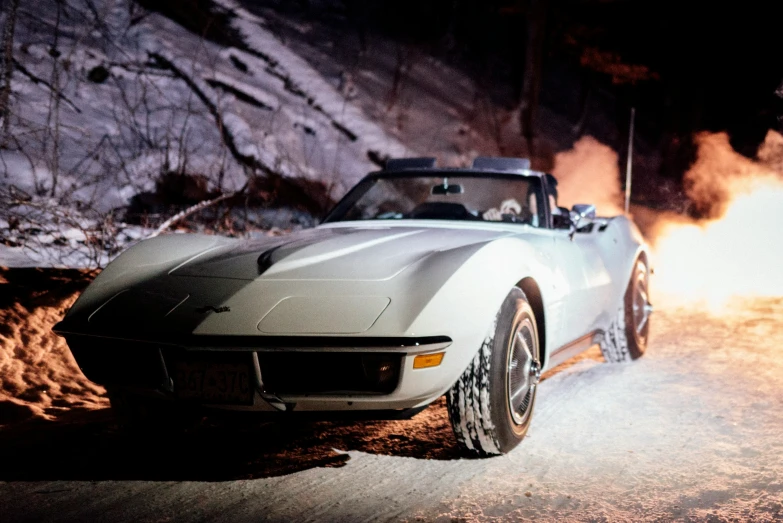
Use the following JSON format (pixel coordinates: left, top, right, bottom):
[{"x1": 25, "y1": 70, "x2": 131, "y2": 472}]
[
  {"x1": 548, "y1": 227, "x2": 612, "y2": 344},
  {"x1": 570, "y1": 229, "x2": 613, "y2": 331},
  {"x1": 547, "y1": 229, "x2": 589, "y2": 345}
]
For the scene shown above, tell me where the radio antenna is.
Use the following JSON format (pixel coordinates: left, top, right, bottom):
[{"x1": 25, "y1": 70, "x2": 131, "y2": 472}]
[{"x1": 624, "y1": 107, "x2": 635, "y2": 214}]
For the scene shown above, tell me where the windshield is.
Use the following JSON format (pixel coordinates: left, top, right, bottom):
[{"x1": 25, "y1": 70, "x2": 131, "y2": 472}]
[{"x1": 324, "y1": 173, "x2": 545, "y2": 227}]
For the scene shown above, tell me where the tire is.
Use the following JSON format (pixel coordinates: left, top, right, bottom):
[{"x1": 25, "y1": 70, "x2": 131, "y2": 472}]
[
  {"x1": 600, "y1": 257, "x2": 651, "y2": 363},
  {"x1": 446, "y1": 287, "x2": 541, "y2": 456}
]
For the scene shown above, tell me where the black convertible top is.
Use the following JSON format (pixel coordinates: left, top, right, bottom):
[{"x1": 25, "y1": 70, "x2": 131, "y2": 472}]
[{"x1": 381, "y1": 156, "x2": 544, "y2": 177}]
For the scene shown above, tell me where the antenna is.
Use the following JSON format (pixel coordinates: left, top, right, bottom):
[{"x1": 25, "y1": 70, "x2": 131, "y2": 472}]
[{"x1": 624, "y1": 107, "x2": 635, "y2": 214}]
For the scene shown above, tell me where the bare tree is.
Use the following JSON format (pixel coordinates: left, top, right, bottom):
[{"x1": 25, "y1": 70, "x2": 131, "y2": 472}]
[
  {"x1": 519, "y1": 0, "x2": 547, "y2": 155},
  {"x1": 0, "y1": 0, "x2": 20, "y2": 143},
  {"x1": 386, "y1": 44, "x2": 416, "y2": 112},
  {"x1": 44, "y1": 0, "x2": 64, "y2": 195}
]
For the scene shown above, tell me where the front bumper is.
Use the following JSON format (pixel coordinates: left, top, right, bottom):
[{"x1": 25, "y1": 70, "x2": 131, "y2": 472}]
[{"x1": 62, "y1": 333, "x2": 454, "y2": 413}]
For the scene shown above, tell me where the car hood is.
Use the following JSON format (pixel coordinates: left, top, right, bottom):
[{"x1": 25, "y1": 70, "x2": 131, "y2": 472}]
[
  {"x1": 56, "y1": 222, "x2": 528, "y2": 339},
  {"x1": 171, "y1": 223, "x2": 516, "y2": 282}
]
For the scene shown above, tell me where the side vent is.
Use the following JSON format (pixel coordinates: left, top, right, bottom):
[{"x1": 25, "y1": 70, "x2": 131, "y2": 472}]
[
  {"x1": 472, "y1": 157, "x2": 531, "y2": 172},
  {"x1": 385, "y1": 157, "x2": 437, "y2": 170}
]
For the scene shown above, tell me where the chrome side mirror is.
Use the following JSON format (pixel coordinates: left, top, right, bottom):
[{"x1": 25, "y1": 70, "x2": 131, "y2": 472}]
[{"x1": 570, "y1": 204, "x2": 596, "y2": 228}]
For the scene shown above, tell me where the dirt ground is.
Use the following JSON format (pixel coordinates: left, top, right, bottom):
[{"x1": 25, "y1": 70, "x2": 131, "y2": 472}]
[{"x1": 1, "y1": 268, "x2": 781, "y2": 522}]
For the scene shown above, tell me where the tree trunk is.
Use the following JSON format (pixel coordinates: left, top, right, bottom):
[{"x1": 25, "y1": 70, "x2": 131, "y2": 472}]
[
  {"x1": 0, "y1": 0, "x2": 20, "y2": 143},
  {"x1": 573, "y1": 70, "x2": 593, "y2": 136},
  {"x1": 519, "y1": 0, "x2": 547, "y2": 155},
  {"x1": 47, "y1": 0, "x2": 63, "y2": 196}
]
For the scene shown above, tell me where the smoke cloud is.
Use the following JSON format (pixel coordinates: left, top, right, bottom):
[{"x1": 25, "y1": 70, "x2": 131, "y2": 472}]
[
  {"x1": 681, "y1": 132, "x2": 768, "y2": 219},
  {"x1": 651, "y1": 131, "x2": 783, "y2": 307},
  {"x1": 551, "y1": 136, "x2": 624, "y2": 216},
  {"x1": 550, "y1": 131, "x2": 783, "y2": 308}
]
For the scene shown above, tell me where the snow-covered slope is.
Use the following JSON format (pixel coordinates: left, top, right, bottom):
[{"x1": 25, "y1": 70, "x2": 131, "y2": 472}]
[
  {"x1": 0, "y1": 0, "x2": 628, "y2": 269},
  {"x1": 0, "y1": 0, "x2": 411, "y2": 267}
]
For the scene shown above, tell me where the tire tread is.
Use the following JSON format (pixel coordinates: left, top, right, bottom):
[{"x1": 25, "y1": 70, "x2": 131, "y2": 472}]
[
  {"x1": 600, "y1": 258, "x2": 648, "y2": 363},
  {"x1": 446, "y1": 324, "x2": 501, "y2": 456}
]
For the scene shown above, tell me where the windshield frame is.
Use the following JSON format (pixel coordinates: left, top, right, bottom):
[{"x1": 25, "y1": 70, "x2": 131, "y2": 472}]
[{"x1": 322, "y1": 169, "x2": 550, "y2": 227}]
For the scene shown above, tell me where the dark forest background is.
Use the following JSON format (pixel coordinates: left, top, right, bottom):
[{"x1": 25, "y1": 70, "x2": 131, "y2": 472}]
[
  {"x1": 1, "y1": 0, "x2": 781, "y2": 265},
  {"x1": 247, "y1": 0, "x2": 782, "y2": 178}
]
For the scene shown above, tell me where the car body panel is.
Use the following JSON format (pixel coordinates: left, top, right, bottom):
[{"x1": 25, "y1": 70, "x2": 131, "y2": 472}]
[{"x1": 54, "y1": 170, "x2": 648, "y2": 415}]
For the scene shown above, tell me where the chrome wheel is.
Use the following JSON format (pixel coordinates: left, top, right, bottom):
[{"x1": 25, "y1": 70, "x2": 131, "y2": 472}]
[
  {"x1": 600, "y1": 257, "x2": 651, "y2": 363},
  {"x1": 448, "y1": 287, "x2": 540, "y2": 455},
  {"x1": 630, "y1": 261, "x2": 653, "y2": 339},
  {"x1": 507, "y1": 316, "x2": 540, "y2": 425}
]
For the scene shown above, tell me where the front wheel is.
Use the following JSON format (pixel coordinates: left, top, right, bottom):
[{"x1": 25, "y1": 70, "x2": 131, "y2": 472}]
[
  {"x1": 600, "y1": 257, "x2": 651, "y2": 363},
  {"x1": 447, "y1": 287, "x2": 541, "y2": 456}
]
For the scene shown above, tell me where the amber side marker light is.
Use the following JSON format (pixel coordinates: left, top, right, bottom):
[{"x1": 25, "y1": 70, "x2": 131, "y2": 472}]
[{"x1": 413, "y1": 352, "x2": 445, "y2": 369}]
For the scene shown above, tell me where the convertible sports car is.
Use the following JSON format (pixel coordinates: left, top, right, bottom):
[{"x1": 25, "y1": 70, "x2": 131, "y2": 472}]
[{"x1": 54, "y1": 157, "x2": 652, "y2": 456}]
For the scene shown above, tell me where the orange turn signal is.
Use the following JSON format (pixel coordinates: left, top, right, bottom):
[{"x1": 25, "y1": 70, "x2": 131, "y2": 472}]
[{"x1": 413, "y1": 352, "x2": 445, "y2": 369}]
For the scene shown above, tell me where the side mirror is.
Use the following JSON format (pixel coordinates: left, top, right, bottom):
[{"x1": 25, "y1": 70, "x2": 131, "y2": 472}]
[{"x1": 570, "y1": 204, "x2": 596, "y2": 229}]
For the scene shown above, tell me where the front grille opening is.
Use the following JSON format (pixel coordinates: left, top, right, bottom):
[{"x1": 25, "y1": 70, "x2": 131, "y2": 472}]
[
  {"x1": 257, "y1": 352, "x2": 402, "y2": 395},
  {"x1": 164, "y1": 349, "x2": 254, "y2": 366},
  {"x1": 66, "y1": 336, "x2": 166, "y2": 388}
]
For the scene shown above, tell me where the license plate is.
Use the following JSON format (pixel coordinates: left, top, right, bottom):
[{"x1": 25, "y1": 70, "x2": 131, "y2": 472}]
[{"x1": 173, "y1": 360, "x2": 254, "y2": 405}]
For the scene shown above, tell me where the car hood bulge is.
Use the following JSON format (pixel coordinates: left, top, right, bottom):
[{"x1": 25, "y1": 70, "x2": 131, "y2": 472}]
[{"x1": 170, "y1": 224, "x2": 515, "y2": 282}]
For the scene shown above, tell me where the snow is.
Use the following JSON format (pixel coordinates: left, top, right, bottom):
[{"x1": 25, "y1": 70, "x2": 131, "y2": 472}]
[
  {"x1": 0, "y1": 270, "x2": 107, "y2": 420},
  {"x1": 207, "y1": 71, "x2": 281, "y2": 111},
  {"x1": 1, "y1": 0, "x2": 627, "y2": 270},
  {"x1": 214, "y1": 0, "x2": 411, "y2": 172},
  {"x1": 0, "y1": 246, "x2": 41, "y2": 268},
  {"x1": 1, "y1": 268, "x2": 781, "y2": 521},
  {"x1": 1, "y1": 2, "x2": 781, "y2": 519},
  {"x1": 2, "y1": 0, "x2": 415, "y2": 268}
]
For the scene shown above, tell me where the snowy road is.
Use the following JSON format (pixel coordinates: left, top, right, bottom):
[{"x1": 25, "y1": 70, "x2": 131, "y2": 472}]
[{"x1": 1, "y1": 292, "x2": 782, "y2": 522}]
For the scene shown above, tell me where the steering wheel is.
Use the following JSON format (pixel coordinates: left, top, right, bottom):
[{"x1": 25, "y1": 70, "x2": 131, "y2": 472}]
[
  {"x1": 408, "y1": 202, "x2": 479, "y2": 220},
  {"x1": 500, "y1": 213, "x2": 532, "y2": 224}
]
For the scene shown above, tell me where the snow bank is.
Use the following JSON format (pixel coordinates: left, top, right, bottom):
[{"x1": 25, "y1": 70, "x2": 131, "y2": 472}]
[{"x1": 0, "y1": 271, "x2": 107, "y2": 423}]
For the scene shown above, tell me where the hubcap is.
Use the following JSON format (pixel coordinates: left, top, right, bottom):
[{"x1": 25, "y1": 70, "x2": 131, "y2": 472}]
[
  {"x1": 631, "y1": 264, "x2": 653, "y2": 337},
  {"x1": 507, "y1": 317, "x2": 540, "y2": 425}
]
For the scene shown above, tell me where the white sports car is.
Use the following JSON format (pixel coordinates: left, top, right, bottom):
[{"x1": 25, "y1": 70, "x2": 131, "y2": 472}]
[{"x1": 54, "y1": 157, "x2": 652, "y2": 456}]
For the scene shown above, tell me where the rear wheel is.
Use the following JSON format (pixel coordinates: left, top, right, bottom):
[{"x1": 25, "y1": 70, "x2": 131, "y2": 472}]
[
  {"x1": 447, "y1": 287, "x2": 541, "y2": 456},
  {"x1": 600, "y1": 257, "x2": 651, "y2": 363}
]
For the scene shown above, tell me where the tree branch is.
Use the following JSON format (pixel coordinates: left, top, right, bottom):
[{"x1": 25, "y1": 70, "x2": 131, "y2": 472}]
[
  {"x1": 12, "y1": 58, "x2": 82, "y2": 114},
  {"x1": 147, "y1": 185, "x2": 247, "y2": 238},
  {"x1": 148, "y1": 51, "x2": 266, "y2": 174}
]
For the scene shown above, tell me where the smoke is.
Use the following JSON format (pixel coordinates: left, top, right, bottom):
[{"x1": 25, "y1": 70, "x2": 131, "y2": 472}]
[
  {"x1": 551, "y1": 136, "x2": 624, "y2": 216},
  {"x1": 757, "y1": 128, "x2": 783, "y2": 172},
  {"x1": 651, "y1": 131, "x2": 783, "y2": 308},
  {"x1": 550, "y1": 131, "x2": 783, "y2": 309},
  {"x1": 681, "y1": 132, "x2": 766, "y2": 219}
]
